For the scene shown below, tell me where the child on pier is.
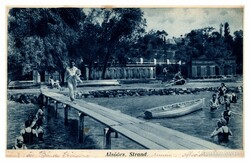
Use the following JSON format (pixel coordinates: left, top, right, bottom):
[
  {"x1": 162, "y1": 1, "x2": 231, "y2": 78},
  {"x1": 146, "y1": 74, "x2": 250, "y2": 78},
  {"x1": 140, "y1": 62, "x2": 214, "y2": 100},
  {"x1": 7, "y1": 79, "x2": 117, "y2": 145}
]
[{"x1": 49, "y1": 76, "x2": 62, "y2": 90}]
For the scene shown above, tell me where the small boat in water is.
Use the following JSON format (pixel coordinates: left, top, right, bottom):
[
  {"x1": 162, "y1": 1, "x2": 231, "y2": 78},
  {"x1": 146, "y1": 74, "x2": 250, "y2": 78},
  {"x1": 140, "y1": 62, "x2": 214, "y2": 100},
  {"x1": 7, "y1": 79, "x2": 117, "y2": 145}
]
[{"x1": 144, "y1": 98, "x2": 204, "y2": 119}]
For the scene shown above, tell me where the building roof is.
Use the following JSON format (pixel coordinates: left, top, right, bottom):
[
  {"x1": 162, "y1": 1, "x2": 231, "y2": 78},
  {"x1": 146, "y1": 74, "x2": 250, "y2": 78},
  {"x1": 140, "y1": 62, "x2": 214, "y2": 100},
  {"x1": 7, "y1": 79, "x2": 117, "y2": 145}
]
[
  {"x1": 194, "y1": 55, "x2": 236, "y2": 61},
  {"x1": 165, "y1": 38, "x2": 176, "y2": 45}
]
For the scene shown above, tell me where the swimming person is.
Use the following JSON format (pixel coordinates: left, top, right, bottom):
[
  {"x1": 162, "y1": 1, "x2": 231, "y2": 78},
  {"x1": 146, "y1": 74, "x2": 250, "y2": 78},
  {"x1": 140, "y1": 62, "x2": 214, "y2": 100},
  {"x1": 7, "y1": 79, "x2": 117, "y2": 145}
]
[
  {"x1": 21, "y1": 118, "x2": 37, "y2": 144},
  {"x1": 209, "y1": 93, "x2": 220, "y2": 111},
  {"x1": 221, "y1": 105, "x2": 232, "y2": 125},
  {"x1": 217, "y1": 83, "x2": 228, "y2": 104},
  {"x1": 34, "y1": 106, "x2": 45, "y2": 141},
  {"x1": 210, "y1": 119, "x2": 232, "y2": 144},
  {"x1": 12, "y1": 136, "x2": 27, "y2": 149}
]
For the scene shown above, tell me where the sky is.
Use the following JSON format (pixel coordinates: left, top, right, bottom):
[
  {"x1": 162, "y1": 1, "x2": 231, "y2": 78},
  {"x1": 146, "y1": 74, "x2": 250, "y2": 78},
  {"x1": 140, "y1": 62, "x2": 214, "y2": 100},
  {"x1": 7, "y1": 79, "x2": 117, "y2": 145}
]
[{"x1": 141, "y1": 8, "x2": 243, "y2": 38}]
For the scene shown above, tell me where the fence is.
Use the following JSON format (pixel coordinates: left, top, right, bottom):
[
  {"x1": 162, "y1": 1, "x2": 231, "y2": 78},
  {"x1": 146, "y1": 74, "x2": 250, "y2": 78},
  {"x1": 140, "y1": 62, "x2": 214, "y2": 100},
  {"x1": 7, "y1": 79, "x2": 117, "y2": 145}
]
[{"x1": 89, "y1": 65, "x2": 156, "y2": 80}]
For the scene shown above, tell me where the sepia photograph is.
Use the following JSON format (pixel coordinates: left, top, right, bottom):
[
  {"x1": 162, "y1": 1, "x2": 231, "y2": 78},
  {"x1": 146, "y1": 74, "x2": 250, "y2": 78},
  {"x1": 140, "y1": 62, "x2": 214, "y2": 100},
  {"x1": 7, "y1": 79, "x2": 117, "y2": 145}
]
[{"x1": 4, "y1": 4, "x2": 245, "y2": 158}]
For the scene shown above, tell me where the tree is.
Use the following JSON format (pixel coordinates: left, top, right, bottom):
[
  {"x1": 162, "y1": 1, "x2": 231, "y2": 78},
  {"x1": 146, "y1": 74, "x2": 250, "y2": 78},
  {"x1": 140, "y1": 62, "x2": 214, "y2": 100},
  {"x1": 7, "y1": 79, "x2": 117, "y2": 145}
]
[
  {"x1": 97, "y1": 8, "x2": 146, "y2": 79},
  {"x1": 205, "y1": 31, "x2": 231, "y2": 59},
  {"x1": 47, "y1": 8, "x2": 86, "y2": 82},
  {"x1": 232, "y1": 30, "x2": 243, "y2": 73},
  {"x1": 175, "y1": 26, "x2": 235, "y2": 77},
  {"x1": 135, "y1": 30, "x2": 168, "y2": 60},
  {"x1": 8, "y1": 8, "x2": 146, "y2": 81},
  {"x1": 224, "y1": 22, "x2": 230, "y2": 38},
  {"x1": 77, "y1": 11, "x2": 103, "y2": 79},
  {"x1": 7, "y1": 8, "x2": 86, "y2": 82},
  {"x1": 8, "y1": 8, "x2": 49, "y2": 80},
  {"x1": 63, "y1": 8, "x2": 146, "y2": 79},
  {"x1": 175, "y1": 27, "x2": 214, "y2": 75},
  {"x1": 224, "y1": 22, "x2": 234, "y2": 53}
]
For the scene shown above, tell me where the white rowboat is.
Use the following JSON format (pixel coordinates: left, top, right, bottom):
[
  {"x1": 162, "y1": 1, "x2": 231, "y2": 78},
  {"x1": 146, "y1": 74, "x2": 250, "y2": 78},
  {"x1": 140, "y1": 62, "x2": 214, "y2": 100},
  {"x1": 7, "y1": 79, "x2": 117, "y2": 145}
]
[{"x1": 144, "y1": 98, "x2": 204, "y2": 119}]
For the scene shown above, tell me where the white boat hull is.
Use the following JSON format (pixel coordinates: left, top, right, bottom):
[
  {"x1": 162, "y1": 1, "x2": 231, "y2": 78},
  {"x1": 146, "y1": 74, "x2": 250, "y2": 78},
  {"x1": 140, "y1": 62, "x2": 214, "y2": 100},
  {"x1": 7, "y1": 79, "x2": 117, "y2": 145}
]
[{"x1": 144, "y1": 98, "x2": 204, "y2": 119}]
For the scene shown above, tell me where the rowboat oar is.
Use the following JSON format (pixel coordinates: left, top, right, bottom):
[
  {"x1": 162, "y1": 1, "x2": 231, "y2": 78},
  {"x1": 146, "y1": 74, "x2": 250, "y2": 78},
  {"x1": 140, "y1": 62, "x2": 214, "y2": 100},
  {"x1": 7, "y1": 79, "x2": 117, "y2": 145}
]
[
  {"x1": 165, "y1": 79, "x2": 186, "y2": 87},
  {"x1": 165, "y1": 82, "x2": 174, "y2": 87},
  {"x1": 165, "y1": 83, "x2": 174, "y2": 87}
]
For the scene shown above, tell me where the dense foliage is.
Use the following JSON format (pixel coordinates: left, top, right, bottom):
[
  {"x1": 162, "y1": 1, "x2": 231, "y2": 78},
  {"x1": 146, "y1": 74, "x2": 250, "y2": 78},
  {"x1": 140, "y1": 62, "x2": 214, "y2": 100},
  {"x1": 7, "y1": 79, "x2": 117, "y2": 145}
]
[
  {"x1": 8, "y1": 8, "x2": 146, "y2": 80},
  {"x1": 7, "y1": 8, "x2": 243, "y2": 81}
]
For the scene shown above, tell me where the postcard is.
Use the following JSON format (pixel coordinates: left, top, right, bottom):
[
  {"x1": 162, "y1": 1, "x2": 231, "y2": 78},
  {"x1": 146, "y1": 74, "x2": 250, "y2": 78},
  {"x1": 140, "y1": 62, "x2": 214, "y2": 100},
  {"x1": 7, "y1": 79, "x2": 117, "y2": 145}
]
[{"x1": 4, "y1": 4, "x2": 245, "y2": 158}]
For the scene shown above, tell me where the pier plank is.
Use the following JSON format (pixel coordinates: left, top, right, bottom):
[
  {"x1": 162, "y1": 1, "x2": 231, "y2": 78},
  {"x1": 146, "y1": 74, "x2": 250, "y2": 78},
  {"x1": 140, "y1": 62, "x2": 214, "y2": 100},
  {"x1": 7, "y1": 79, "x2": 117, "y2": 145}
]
[
  {"x1": 117, "y1": 124, "x2": 187, "y2": 149},
  {"x1": 41, "y1": 90, "x2": 226, "y2": 149},
  {"x1": 144, "y1": 122, "x2": 226, "y2": 149},
  {"x1": 42, "y1": 91, "x2": 120, "y2": 126},
  {"x1": 111, "y1": 125, "x2": 166, "y2": 149},
  {"x1": 80, "y1": 102, "x2": 144, "y2": 124},
  {"x1": 133, "y1": 123, "x2": 214, "y2": 149}
]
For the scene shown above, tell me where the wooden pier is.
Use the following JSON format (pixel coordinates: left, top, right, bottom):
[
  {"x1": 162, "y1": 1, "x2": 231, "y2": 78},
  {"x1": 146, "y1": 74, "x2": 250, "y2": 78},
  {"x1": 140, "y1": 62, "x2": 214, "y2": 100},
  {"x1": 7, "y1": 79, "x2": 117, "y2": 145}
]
[{"x1": 41, "y1": 89, "x2": 227, "y2": 150}]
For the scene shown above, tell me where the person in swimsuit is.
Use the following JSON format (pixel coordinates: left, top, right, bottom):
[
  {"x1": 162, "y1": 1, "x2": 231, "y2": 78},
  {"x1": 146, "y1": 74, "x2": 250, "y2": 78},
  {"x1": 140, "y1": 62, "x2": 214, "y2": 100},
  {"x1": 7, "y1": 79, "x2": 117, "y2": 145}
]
[
  {"x1": 209, "y1": 93, "x2": 220, "y2": 111},
  {"x1": 12, "y1": 136, "x2": 27, "y2": 149},
  {"x1": 210, "y1": 119, "x2": 232, "y2": 144},
  {"x1": 218, "y1": 83, "x2": 228, "y2": 104},
  {"x1": 221, "y1": 105, "x2": 232, "y2": 125},
  {"x1": 20, "y1": 117, "x2": 37, "y2": 144}
]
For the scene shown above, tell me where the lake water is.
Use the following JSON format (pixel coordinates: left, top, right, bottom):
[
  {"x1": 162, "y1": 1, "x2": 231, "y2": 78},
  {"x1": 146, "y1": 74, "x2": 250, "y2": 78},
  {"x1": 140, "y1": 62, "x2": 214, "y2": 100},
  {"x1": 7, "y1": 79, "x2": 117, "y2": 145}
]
[{"x1": 7, "y1": 92, "x2": 243, "y2": 149}]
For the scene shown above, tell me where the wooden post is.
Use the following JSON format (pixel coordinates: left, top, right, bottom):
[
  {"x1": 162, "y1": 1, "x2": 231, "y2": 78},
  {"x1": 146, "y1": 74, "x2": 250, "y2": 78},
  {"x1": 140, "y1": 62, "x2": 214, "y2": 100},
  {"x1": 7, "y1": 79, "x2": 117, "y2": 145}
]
[
  {"x1": 45, "y1": 97, "x2": 50, "y2": 113},
  {"x1": 54, "y1": 101, "x2": 58, "y2": 118},
  {"x1": 64, "y1": 105, "x2": 69, "y2": 125},
  {"x1": 78, "y1": 112, "x2": 86, "y2": 143},
  {"x1": 46, "y1": 97, "x2": 50, "y2": 105},
  {"x1": 115, "y1": 132, "x2": 118, "y2": 138},
  {"x1": 103, "y1": 127, "x2": 112, "y2": 149},
  {"x1": 42, "y1": 95, "x2": 46, "y2": 106}
]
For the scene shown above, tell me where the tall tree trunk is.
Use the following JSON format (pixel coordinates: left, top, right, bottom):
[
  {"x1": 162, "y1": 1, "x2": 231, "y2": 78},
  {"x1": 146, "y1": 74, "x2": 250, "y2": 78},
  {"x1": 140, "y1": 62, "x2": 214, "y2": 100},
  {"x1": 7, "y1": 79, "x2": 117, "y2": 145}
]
[{"x1": 101, "y1": 49, "x2": 110, "y2": 79}]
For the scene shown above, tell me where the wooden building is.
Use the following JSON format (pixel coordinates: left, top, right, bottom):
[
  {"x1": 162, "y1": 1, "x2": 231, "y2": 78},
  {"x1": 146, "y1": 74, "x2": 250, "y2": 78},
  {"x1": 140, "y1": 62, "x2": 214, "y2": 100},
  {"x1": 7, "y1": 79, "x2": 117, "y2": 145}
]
[
  {"x1": 89, "y1": 64, "x2": 156, "y2": 80},
  {"x1": 191, "y1": 57, "x2": 236, "y2": 78}
]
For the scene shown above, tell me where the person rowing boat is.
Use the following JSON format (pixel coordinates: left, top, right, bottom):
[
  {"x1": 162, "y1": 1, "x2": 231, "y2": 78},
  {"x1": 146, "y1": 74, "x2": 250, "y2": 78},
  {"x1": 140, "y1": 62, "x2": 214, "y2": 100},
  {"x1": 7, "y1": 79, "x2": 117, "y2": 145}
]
[
  {"x1": 173, "y1": 70, "x2": 186, "y2": 85},
  {"x1": 165, "y1": 70, "x2": 186, "y2": 87}
]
